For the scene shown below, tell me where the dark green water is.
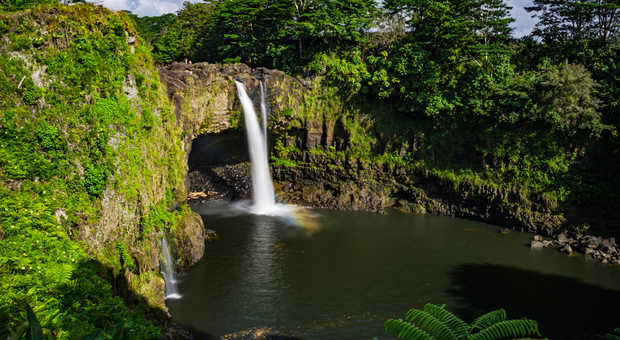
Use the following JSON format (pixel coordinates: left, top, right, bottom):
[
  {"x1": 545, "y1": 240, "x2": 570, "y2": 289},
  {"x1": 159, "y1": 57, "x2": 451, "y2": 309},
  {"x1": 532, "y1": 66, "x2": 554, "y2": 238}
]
[{"x1": 168, "y1": 207, "x2": 620, "y2": 339}]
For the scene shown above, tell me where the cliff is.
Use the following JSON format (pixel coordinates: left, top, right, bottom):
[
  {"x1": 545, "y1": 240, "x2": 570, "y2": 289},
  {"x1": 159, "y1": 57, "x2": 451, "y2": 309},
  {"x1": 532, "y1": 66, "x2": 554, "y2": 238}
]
[{"x1": 0, "y1": 5, "x2": 204, "y2": 338}]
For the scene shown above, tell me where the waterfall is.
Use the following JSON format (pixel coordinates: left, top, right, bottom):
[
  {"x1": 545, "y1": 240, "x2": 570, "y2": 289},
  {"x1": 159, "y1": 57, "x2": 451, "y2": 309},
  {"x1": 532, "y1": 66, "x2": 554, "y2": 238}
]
[
  {"x1": 235, "y1": 80, "x2": 276, "y2": 214},
  {"x1": 259, "y1": 80, "x2": 268, "y2": 155},
  {"x1": 161, "y1": 236, "x2": 181, "y2": 299}
]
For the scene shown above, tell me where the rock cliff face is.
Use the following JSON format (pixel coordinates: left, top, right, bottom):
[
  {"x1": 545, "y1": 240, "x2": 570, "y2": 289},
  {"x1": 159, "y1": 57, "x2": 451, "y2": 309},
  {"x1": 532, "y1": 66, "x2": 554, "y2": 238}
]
[
  {"x1": 0, "y1": 5, "x2": 206, "y2": 336},
  {"x1": 161, "y1": 62, "x2": 564, "y2": 234},
  {"x1": 272, "y1": 153, "x2": 564, "y2": 233}
]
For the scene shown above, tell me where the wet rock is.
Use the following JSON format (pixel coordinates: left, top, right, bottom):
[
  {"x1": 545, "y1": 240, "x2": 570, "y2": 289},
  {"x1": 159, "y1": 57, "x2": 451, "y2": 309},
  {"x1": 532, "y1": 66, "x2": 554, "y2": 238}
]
[
  {"x1": 531, "y1": 240, "x2": 545, "y2": 249},
  {"x1": 561, "y1": 244, "x2": 573, "y2": 254},
  {"x1": 583, "y1": 235, "x2": 602, "y2": 249},
  {"x1": 601, "y1": 238, "x2": 615, "y2": 250},
  {"x1": 206, "y1": 229, "x2": 218, "y2": 242},
  {"x1": 533, "y1": 234, "x2": 543, "y2": 241},
  {"x1": 172, "y1": 210, "x2": 206, "y2": 271},
  {"x1": 557, "y1": 232, "x2": 570, "y2": 244}
]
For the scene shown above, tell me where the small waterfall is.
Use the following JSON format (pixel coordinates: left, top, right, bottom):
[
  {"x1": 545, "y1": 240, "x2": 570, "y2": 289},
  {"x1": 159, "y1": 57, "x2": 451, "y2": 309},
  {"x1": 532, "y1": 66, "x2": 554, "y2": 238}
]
[
  {"x1": 161, "y1": 236, "x2": 181, "y2": 299},
  {"x1": 235, "y1": 80, "x2": 276, "y2": 214},
  {"x1": 259, "y1": 80, "x2": 268, "y2": 155}
]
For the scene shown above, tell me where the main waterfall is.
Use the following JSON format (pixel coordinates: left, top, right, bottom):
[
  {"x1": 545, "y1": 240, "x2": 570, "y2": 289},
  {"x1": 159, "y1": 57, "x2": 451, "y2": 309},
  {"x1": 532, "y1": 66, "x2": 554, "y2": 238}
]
[
  {"x1": 259, "y1": 80, "x2": 268, "y2": 156},
  {"x1": 235, "y1": 80, "x2": 277, "y2": 214}
]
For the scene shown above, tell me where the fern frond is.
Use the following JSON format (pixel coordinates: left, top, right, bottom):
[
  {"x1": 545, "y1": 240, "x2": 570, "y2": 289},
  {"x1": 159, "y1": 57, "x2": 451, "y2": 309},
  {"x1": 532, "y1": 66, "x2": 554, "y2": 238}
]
[
  {"x1": 471, "y1": 309, "x2": 507, "y2": 330},
  {"x1": 423, "y1": 303, "x2": 469, "y2": 338},
  {"x1": 385, "y1": 318, "x2": 435, "y2": 340},
  {"x1": 471, "y1": 319, "x2": 541, "y2": 340},
  {"x1": 405, "y1": 309, "x2": 457, "y2": 340}
]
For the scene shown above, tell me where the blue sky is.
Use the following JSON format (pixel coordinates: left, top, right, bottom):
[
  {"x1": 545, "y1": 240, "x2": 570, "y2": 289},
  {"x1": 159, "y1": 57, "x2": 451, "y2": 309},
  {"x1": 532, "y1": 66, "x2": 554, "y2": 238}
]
[{"x1": 90, "y1": 0, "x2": 538, "y2": 37}]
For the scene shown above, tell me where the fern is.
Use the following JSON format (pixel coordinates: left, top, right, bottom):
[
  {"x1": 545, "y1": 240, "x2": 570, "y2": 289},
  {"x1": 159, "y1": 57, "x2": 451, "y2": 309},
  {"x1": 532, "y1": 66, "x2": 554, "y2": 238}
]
[
  {"x1": 385, "y1": 305, "x2": 545, "y2": 340},
  {"x1": 385, "y1": 318, "x2": 435, "y2": 340},
  {"x1": 405, "y1": 308, "x2": 457, "y2": 340},
  {"x1": 471, "y1": 320, "x2": 541, "y2": 340},
  {"x1": 423, "y1": 303, "x2": 469, "y2": 338},
  {"x1": 471, "y1": 309, "x2": 507, "y2": 330},
  {"x1": 604, "y1": 328, "x2": 620, "y2": 340}
]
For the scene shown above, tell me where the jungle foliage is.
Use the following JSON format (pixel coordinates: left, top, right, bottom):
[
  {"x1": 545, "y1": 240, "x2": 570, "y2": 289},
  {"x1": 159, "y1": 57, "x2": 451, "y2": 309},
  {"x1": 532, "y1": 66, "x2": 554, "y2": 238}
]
[
  {"x1": 0, "y1": 4, "x2": 188, "y2": 339},
  {"x1": 140, "y1": 0, "x2": 619, "y2": 234}
]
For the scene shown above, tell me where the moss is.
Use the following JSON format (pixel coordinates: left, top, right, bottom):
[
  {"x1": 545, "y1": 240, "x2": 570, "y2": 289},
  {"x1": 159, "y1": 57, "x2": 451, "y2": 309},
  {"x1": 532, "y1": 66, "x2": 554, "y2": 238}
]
[{"x1": 0, "y1": 4, "x2": 189, "y2": 338}]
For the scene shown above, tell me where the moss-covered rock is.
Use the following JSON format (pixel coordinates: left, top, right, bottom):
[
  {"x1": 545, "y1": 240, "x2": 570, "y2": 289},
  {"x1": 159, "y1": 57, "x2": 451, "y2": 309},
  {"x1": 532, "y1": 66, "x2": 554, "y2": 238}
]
[{"x1": 0, "y1": 4, "x2": 205, "y2": 338}]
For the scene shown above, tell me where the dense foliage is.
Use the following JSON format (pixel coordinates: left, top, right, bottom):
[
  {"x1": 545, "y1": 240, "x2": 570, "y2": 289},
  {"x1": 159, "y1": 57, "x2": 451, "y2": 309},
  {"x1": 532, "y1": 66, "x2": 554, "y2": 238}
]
[
  {"x1": 141, "y1": 0, "x2": 619, "y2": 235},
  {"x1": 137, "y1": 0, "x2": 376, "y2": 72},
  {"x1": 0, "y1": 4, "x2": 188, "y2": 338}
]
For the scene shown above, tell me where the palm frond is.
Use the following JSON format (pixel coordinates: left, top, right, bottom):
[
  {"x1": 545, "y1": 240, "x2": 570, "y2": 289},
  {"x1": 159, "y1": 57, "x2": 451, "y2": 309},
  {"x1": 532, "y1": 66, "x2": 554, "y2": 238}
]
[
  {"x1": 405, "y1": 308, "x2": 457, "y2": 340},
  {"x1": 385, "y1": 318, "x2": 435, "y2": 340},
  {"x1": 423, "y1": 303, "x2": 469, "y2": 338},
  {"x1": 471, "y1": 319, "x2": 541, "y2": 340},
  {"x1": 471, "y1": 309, "x2": 507, "y2": 330}
]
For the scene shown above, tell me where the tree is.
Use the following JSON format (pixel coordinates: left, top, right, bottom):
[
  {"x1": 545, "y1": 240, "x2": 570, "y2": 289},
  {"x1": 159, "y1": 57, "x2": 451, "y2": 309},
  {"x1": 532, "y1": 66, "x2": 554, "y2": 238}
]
[
  {"x1": 152, "y1": 1, "x2": 216, "y2": 64},
  {"x1": 128, "y1": 13, "x2": 175, "y2": 44},
  {"x1": 0, "y1": 0, "x2": 59, "y2": 11},
  {"x1": 196, "y1": 0, "x2": 377, "y2": 71},
  {"x1": 525, "y1": 0, "x2": 619, "y2": 42}
]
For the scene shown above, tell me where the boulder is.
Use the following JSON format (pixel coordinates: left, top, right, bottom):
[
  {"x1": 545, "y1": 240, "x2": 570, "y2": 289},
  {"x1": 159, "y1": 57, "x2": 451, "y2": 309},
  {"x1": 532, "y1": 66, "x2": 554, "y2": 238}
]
[
  {"x1": 561, "y1": 244, "x2": 573, "y2": 255},
  {"x1": 172, "y1": 211, "x2": 206, "y2": 271},
  {"x1": 206, "y1": 229, "x2": 218, "y2": 242},
  {"x1": 557, "y1": 232, "x2": 570, "y2": 244},
  {"x1": 531, "y1": 240, "x2": 545, "y2": 249}
]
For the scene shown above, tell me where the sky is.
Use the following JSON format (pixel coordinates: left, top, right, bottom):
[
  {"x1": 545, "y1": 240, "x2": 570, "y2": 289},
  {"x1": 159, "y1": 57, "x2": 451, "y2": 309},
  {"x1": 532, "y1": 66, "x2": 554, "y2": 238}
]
[{"x1": 89, "y1": 0, "x2": 538, "y2": 37}]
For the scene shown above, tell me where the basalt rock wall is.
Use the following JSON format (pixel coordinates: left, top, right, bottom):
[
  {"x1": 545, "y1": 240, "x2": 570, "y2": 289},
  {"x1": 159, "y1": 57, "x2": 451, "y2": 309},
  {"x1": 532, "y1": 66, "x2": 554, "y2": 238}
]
[{"x1": 160, "y1": 62, "x2": 564, "y2": 234}]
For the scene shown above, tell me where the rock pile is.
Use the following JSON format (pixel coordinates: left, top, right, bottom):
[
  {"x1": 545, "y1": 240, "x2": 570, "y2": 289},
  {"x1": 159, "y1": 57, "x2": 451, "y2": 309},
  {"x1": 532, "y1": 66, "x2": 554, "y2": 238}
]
[{"x1": 531, "y1": 232, "x2": 620, "y2": 264}]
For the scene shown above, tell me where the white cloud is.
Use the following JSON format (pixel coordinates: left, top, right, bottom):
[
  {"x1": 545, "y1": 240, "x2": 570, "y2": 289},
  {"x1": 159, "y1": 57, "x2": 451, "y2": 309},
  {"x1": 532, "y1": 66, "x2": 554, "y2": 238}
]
[
  {"x1": 506, "y1": 0, "x2": 538, "y2": 38},
  {"x1": 132, "y1": 1, "x2": 183, "y2": 17},
  {"x1": 94, "y1": 0, "x2": 131, "y2": 12},
  {"x1": 88, "y1": 0, "x2": 201, "y2": 17}
]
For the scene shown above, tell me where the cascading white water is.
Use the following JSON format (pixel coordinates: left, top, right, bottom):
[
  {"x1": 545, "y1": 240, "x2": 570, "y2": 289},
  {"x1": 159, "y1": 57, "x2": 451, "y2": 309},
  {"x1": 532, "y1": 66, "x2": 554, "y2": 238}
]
[
  {"x1": 259, "y1": 80, "x2": 268, "y2": 155},
  {"x1": 161, "y1": 236, "x2": 181, "y2": 299},
  {"x1": 235, "y1": 80, "x2": 276, "y2": 214}
]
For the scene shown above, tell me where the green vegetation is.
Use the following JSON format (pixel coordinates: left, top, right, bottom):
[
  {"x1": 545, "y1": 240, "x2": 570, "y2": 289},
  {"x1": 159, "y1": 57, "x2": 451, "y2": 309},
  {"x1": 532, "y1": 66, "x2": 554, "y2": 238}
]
[
  {"x1": 0, "y1": 0, "x2": 618, "y2": 338},
  {"x1": 137, "y1": 0, "x2": 376, "y2": 72},
  {"x1": 385, "y1": 304, "x2": 544, "y2": 340},
  {"x1": 0, "y1": 3, "x2": 188, "y2": 338},
  {"x1": 141, "y1": 0, "x2": 618, "y2": 235},
  {"x1": 606, "y1": 328, "x2": 620, "y2": 340}
]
